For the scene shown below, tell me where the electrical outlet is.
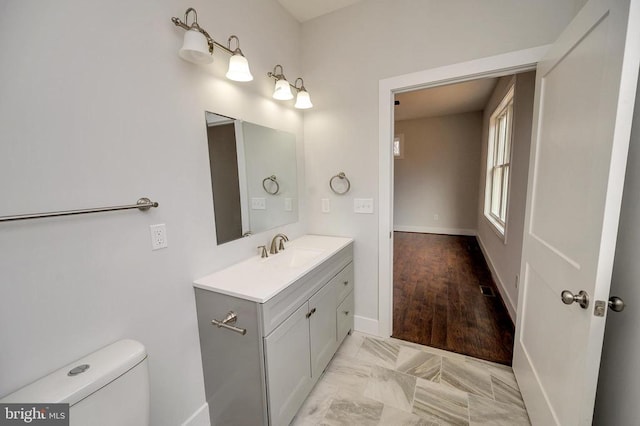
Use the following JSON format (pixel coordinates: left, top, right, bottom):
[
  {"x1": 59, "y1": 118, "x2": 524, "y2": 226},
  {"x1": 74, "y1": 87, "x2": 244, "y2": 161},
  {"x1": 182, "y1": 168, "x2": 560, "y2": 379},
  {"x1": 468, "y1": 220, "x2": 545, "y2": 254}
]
[
  {"x1": 150, "y1": 224, "x2": 168, "y2": 250},
  {"x1": 354, "y1": 198, "x2": 374, "y2": 214},
  {"x1": 321, "y1": 198, "x2": 330, "y2": 213}
]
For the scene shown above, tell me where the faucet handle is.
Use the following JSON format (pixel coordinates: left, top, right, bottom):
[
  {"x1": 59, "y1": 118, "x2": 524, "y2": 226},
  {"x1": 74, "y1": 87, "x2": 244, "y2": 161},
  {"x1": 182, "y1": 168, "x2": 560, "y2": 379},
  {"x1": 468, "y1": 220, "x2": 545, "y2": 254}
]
[{"x1": 257, "y1": 245, "x2": 268, "y2": 258}]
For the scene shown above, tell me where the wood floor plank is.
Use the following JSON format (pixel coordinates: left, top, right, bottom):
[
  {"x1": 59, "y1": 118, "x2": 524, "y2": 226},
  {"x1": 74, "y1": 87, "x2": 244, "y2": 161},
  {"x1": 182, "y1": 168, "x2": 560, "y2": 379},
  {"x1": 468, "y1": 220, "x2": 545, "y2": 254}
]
[{"x1": 392, "y1": 232, "x2": 515, "y2": 365}]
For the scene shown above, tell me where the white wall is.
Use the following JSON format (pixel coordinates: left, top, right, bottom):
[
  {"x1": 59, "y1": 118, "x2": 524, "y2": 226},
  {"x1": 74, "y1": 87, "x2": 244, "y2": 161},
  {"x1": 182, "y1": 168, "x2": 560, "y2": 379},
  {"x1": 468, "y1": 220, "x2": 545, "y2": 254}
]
[
  {"x1": 592, "y1": 73, "x2": 640, "y2": 426},
  {"x1": 476, "y1": 72, "x2": 535, "y2": 318},
  {"x1": 394, "y1": 112, "x2": 482, "y2": 235},
  {"x1": 0, "y1": 1, "x2": 303, "y2": 425},
  {"x1": 301, "y1": 0, "x2": 581, "y2": 329}
]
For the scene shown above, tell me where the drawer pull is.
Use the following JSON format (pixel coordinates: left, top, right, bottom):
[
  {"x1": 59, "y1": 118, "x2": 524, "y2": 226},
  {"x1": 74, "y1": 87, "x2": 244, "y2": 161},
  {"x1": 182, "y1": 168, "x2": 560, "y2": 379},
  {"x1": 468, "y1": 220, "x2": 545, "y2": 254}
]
[
  {"x1": 343, "y1": 280, "x2": 349, "y2": 286},
  {"x1": 306, "y1": 308, "x2": 317, "y2": 319},
  {"x1": 343, "y1": 310, "x2": 350, "y2": 316},
  {"x1": 211, "y1": 311, "x2": 247, "y2": 335}
]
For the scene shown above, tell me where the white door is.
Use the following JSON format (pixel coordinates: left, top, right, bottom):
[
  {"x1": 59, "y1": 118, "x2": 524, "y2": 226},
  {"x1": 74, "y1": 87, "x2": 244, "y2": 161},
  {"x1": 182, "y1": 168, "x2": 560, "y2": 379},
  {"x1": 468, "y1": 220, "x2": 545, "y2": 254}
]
[{"x1": 513, "y1": 0, "x2": 640, "y2": 424}]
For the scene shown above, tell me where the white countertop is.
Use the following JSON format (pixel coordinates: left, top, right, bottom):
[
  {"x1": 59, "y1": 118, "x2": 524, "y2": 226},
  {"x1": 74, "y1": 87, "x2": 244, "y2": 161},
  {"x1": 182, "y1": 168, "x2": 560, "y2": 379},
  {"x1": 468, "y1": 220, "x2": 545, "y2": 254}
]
[{"x1": 193, "y1": 235, "x2": 353, "y2": 303}]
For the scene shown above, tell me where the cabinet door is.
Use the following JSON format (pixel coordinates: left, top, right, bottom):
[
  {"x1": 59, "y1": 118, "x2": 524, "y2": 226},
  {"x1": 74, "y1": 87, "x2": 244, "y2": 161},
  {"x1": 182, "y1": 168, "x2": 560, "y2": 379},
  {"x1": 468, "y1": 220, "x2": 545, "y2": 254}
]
[
  {"x1": 309, "y1": 280, "x2": 338, "y2": 378},
  {"x1": 264, "y1": 303, "x2": 313, "y2": 426}
]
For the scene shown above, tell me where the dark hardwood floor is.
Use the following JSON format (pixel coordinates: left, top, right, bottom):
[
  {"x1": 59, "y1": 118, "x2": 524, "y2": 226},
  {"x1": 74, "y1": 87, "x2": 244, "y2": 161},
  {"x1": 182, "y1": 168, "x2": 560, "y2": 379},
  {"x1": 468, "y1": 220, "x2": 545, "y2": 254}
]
[{"x1": 393, "y1": 232, "x2": 515, "y2": 365}]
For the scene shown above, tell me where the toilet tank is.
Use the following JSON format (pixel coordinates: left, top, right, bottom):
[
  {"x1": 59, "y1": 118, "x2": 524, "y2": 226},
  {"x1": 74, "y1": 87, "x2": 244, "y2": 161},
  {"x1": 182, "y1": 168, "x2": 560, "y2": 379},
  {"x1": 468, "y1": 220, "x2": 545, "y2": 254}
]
[{"x1": 0, "y1": 339, "x2": 149, "y2": 426}]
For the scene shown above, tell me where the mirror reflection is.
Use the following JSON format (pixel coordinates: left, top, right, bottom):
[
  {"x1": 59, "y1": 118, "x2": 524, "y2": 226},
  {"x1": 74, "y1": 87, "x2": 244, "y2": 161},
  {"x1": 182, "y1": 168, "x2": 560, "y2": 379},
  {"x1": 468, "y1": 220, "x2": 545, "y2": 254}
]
[{"x1": 205, "y1": 112, "x2": 298, "y2": 245}]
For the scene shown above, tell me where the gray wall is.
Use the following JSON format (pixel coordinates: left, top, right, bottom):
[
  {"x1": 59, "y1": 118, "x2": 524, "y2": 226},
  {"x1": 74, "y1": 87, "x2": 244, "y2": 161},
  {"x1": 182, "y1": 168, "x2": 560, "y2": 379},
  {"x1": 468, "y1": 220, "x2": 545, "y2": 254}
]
[
  {"x1": 476, "y1": 72, "x2": 536, "y2": 318},
  {"x1": 592, "y1": 73, "x2": 640, "y2": 426},
  {"x1": 301, "y1": 0, "x2": 582, "y2": 327},
  {"x1": 0, "y1": 1, "x2": 304, "y2": 425},
  {"x1": 394, "y1": 112, "x2": 482, "y2": 235}
]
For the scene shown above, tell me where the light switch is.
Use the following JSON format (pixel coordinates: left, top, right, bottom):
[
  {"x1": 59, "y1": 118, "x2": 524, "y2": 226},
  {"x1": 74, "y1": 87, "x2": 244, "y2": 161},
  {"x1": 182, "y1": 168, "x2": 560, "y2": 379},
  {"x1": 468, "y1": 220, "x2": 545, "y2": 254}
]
[
  {"x1": 284, "y1": 198, "x2": 293, "y2": 212},
  {"x1": 251, "y1": 198, "x2": 266, "y2": 210},
  {"x1": 321, "y1": 198, "x2": 330, "y2": 213},
  {"x1": 354, "y1": 198, "x2": 374, "y2": 214}
]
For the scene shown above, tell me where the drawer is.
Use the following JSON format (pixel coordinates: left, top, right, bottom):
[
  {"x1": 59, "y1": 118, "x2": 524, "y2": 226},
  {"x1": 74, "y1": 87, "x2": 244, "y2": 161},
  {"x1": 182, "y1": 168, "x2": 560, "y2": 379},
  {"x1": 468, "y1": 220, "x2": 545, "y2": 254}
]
[
  {"x1": 334, "y1": 262, "x2": 354, "y2": 304},
  {"x1": 336, "y1": 290, "x2": 354, "y2": 343}
]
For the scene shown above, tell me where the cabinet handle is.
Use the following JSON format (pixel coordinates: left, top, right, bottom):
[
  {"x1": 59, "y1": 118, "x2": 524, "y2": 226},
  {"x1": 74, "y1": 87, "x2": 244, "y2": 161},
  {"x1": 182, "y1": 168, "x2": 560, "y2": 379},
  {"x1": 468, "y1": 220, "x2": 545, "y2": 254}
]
[
  {"x1": 211, "y1": 311, "x2": 247, "y2": 335},
  {"x1": 306, "y1": 308, "x2": 317, "y2": 318},
  {"x1": 343, "y1": 280, "x2": 349, "y2": 286},
  {"x1": 343, "y1": 310, "x2": 350, "y2": 316}
]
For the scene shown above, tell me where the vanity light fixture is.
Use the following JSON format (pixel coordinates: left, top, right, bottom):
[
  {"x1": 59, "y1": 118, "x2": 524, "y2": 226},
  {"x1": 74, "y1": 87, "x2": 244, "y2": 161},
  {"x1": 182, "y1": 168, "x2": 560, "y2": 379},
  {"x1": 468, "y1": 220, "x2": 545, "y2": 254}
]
[
  {"x1": 293, "y1": 78, "x2": 313, "y2": 109},
  {"x1": 268, "y1": 65, "x2": 294, "y2": 100},
  {"x1": 267, "y1": 65, "x2": 313, "y2": 109},
  {"x1": 171, "y1": 8, "x2": 253, "y2": 82}
]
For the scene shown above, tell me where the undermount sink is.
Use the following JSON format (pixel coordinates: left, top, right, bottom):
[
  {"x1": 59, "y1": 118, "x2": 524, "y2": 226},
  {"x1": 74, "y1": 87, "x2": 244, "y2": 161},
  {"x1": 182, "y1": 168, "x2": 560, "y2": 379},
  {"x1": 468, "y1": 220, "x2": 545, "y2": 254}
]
[{"x1": 265, "y1": 247, "x2": 325, "y2": 269}]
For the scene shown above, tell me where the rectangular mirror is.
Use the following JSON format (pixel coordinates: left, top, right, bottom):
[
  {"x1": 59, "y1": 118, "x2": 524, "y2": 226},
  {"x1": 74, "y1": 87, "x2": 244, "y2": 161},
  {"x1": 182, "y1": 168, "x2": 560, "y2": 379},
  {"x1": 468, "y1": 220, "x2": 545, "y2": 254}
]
[{"x1": 205, "y1": 112, "x2": 298, "y2": 245}]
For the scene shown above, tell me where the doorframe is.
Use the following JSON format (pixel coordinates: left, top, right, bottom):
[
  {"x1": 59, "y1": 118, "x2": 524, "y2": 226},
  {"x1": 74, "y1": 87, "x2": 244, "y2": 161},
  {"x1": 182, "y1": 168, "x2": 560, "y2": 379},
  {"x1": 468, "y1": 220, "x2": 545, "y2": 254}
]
[{"x1": 377, "y1": 45, "x2": 550, "y2": 338}]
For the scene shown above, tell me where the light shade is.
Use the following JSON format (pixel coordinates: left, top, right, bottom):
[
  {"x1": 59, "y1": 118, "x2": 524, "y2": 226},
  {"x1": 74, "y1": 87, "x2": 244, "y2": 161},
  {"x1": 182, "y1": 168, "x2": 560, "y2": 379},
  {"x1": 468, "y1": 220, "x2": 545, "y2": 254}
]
[
  {"x1": 273, "y1": 78, "x2": 294, "y2": 100},
  {"x1": 179, "y1": 29, "x2": 213, "y2": 64},
  {"x1": 294, "y1": 89, "x2": 313, "y2": 109},
  {"x1": 226, "y1": 52, "x2": 253, "y2": 82}
]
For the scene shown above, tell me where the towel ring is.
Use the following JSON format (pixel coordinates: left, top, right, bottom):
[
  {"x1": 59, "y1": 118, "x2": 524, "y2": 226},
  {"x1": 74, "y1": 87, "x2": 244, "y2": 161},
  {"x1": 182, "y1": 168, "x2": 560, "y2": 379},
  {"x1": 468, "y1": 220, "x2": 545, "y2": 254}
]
[
  {"x1": 329, "y1": 172, "x2": 351, "y2": 195},
  {"x1": 262, "y1": 175, "x2": 280, "y2": 195}
]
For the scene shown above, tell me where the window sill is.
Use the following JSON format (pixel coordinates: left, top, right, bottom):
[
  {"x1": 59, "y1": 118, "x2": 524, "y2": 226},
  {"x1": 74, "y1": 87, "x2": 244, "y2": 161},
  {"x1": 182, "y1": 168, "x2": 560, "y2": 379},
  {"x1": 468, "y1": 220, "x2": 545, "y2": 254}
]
[{"x1": 483, "y1": 214, "x2": 507, "y2": 244}]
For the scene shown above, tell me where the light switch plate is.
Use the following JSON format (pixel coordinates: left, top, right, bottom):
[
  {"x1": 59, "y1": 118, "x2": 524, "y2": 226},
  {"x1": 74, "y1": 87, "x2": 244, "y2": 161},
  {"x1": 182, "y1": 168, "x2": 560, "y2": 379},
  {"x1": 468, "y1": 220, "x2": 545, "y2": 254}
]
[
  {"x1": 284, "y1": 198, "x2": 293, "y2": 212},
  {"x1": 251, "y1": 198, "x2": 266, "y2": 210},
  {"x1": 354, "y1": 198, "x2": 374, "y2": 214},
  {"x1": 321, "y1": 198, "x2": 330, "y2": 213}
]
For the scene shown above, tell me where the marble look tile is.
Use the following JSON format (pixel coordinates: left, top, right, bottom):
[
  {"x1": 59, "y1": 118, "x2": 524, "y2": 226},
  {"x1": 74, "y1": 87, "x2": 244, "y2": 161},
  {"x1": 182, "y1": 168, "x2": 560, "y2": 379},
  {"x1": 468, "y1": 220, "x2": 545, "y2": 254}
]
[
  {"x1": 379, "y1": 404, "x2": 438, "y2": 426},
  {"x1": 356, "y1": 337, "x2": 401, "y2": 369},
  {"x1": 321, "y1": 394, "x2": 384, "y2": 426},
  {"x1": 336, "y1": 331, "x2": 366, "y2": 357},
  {"x1": 464, "y1": 357, "x2": 524, "y2": 408},
  {"x1": 394, "y1": 338, "x2": 467, "y2": 362},
  {"x1": 291, "y1": 379, "x2": 339, "y2": 426},
  {"x1": 364, "y1": 365, "x2": 417, "y2": 412},
  {"x1": 413, "y1": 378, "x2": 470, "y2": 426},
  {"x1": 491, "y1": 376, "x2": 525, "y2": 409},
  {"x1": 468, "y1": 394, "x2": 530, "y2": 426},
  {"x1": 396, "y1": 347, "x2": 442, "y2": 382},
  {"x1": 441, "y1": 358, "x2": 494, "y2": 399},
  {"x1": 323, "y1": 353, "x2": 372, "y2": 396}
]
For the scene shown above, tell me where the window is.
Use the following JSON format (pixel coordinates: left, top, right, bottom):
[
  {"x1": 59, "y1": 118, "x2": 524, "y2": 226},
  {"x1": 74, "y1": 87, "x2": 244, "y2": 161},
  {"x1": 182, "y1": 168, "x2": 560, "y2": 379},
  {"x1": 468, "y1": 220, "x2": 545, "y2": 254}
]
[
  {"x1": 484, "y1": 86, "x2": 514, "y2": 236},
  {"x1": 393, "y1": 134, "x2": 404, "y2": 159}
]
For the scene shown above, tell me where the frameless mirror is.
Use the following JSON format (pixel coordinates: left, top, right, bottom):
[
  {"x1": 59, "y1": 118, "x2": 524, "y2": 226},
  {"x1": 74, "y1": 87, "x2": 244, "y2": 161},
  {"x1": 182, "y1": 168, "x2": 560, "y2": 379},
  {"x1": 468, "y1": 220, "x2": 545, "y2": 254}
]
[{"x1": 205, "y1": 112, "x2": 298, "y2": 245}]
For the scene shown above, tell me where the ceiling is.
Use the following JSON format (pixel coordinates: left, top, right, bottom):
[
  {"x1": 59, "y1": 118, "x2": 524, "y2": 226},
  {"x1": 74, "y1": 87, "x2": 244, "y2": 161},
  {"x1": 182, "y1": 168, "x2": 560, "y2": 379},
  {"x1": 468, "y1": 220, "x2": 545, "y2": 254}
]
[
  {"x1": 278, "y1": 0, "x2": 364, "y2": 22},
  {"x1": 394, "y1": 78, "x2": 499, "y2": 121}
]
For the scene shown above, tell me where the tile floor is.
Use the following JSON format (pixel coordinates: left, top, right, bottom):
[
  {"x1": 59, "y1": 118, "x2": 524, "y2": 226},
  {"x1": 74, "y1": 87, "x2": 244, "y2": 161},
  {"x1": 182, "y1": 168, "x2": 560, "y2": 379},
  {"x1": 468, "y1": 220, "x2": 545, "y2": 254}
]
[{"x1": 291, "y1": 332, "x2": 530, "y2": 426}]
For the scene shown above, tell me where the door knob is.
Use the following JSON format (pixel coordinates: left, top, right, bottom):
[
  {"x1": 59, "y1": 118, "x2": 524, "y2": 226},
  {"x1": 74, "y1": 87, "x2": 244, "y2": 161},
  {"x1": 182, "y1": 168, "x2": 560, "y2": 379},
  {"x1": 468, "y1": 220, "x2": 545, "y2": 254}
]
[
  {"x1": 608, "y1": 296, "x2": 625, "y2": 312},
  {"x1": 561, "y1": 290, "x2": 590, "y2": 309}
]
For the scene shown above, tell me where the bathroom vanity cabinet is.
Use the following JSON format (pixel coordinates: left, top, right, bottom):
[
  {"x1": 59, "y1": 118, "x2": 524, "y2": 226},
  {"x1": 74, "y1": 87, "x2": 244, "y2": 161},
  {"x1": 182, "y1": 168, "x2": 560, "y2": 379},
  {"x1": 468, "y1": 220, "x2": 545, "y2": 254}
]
[{"x1": 193, "y1": 236, "x2": 354, "y2": 426}]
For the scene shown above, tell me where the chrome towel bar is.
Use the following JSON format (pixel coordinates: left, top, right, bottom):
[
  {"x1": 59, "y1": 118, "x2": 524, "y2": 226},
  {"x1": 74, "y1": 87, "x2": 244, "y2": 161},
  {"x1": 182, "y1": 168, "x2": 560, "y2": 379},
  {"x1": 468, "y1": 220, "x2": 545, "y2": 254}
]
[{"x1": 0, "y1": 197, "x2": 159, "y2": 223}]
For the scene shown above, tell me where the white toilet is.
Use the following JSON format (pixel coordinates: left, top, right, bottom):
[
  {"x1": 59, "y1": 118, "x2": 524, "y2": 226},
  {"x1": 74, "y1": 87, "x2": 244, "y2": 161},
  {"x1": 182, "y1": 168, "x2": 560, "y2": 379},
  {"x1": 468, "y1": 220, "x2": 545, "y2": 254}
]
[{"x1": 0, "y1": 339, "x2": 150, "y2": 425}]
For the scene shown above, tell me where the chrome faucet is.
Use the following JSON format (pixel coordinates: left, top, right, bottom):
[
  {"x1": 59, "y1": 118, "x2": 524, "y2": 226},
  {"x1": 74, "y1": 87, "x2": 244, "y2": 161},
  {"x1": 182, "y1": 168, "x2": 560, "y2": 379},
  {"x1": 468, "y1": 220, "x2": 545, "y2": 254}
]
[{"x1": 269, "y1": 233, "x2": 289, "y2": 254}]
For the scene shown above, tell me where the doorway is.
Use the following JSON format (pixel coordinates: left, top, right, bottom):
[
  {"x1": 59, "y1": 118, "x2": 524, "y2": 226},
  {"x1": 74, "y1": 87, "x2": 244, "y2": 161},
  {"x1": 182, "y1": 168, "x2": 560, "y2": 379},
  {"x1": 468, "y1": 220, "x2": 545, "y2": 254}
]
[
  {"x1": 377, "y1": 46, "x2": 546, "y2": 340},
  {"x1": 390, "y1": 73, "x2": 534, "y2": 365}
]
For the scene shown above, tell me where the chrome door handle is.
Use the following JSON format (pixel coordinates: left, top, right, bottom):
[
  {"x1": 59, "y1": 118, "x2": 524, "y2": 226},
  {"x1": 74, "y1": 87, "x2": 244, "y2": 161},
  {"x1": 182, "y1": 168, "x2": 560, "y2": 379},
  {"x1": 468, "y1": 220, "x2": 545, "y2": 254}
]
[
  {"x1": 561, "y1": 290, "x2": 590, "y2": 309},
  {"x1": 608, "y1": 296, "x2": 625, "y2": 312}
]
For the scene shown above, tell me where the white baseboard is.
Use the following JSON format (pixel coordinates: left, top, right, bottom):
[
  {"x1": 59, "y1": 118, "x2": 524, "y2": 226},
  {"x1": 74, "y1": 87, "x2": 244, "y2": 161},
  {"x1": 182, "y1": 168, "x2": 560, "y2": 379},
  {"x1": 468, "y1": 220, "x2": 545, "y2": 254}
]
[
  {"x1": 181, "y1": 403, "x2": 210, "y2": 426},
  {"x1": 476, "y1": 236, "x2": 516, "y2": 321},
  {"x1": 394, "y1": 225, "x2": 476, "y2": 236},
  {"x1": 354, "y1": 315, "x2": 380, "y2": 336}
]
